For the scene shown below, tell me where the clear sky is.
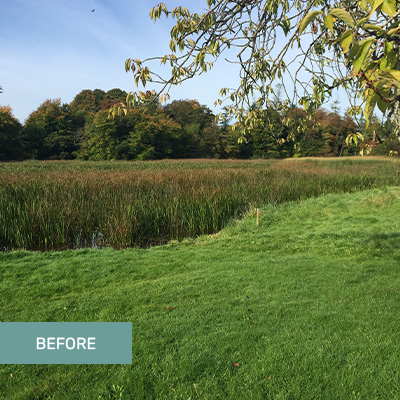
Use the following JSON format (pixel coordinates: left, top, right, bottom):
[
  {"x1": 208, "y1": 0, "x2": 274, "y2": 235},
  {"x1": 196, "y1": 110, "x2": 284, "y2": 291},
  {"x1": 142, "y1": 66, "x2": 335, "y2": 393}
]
[
  {"x1": 1, "y1": 0, "x2": 352, "y2": 125},
  {"x1": 1, "y1": 0, "x2": 243, "y2": 123}
]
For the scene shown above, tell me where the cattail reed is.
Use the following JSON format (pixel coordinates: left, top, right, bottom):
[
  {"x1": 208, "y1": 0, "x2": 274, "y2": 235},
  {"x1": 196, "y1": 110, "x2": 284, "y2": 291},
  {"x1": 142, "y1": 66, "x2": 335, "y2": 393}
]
[{"x1": 1, "y1": 158, "x2": 399, "y2": 251}]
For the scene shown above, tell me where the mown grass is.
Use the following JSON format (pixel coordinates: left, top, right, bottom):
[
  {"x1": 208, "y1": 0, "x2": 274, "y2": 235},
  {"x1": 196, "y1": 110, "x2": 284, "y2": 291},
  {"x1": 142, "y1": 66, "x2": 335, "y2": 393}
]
[
  {"x1": 0, "y1": 186, "x2": 399, "y2": 399},
  {"x1": 1, "y1": 157, "x2": 400, "y2": 250}
]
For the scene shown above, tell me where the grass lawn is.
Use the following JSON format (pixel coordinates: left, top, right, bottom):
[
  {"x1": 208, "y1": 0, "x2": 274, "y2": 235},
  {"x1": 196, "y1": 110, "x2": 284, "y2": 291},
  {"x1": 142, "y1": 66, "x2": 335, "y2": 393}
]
[{"x1": 1, "y1": 186, "x2": 400, "y2": 399}]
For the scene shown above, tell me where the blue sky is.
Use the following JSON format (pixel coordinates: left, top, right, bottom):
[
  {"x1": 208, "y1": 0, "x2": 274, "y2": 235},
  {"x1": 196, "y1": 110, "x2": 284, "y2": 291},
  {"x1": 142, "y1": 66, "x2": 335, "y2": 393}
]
[
  {"x1": 1, "y1": 0, "x2": 351, "y2": 124},
  {"x1": 1, "y1": 0, "x2": 242, "y2": 123}
]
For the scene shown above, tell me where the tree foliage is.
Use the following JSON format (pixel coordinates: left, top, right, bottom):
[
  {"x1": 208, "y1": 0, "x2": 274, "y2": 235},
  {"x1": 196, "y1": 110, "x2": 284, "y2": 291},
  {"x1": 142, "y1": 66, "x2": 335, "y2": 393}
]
[
  {"x1": 70, "y1": 89, "x2": 128, "y2": 117},
  {"x1": 2, "y1": 87, "x2": 393, "y2": 161},
  {"x1": 81, "y1": 99, "x2": 221, "y2": 160},
  {"x1": 0, "y1": 106, "x2": 24, "y2": 160},
  {"x1": 164, "y1": 100, "x2": 220, "y2": 157},
  {"x1": 122, "y1": 0, "x2": 400, "y2": 137},
  {"x1": 70, "y1": 89, "x2": 106, "y2": 116},
  {"x1": 24, "y1": 99, "x2": 81, "y2": 159},
  {"x1": 80, "y1": 108, "x2": 183, "y2": 160}
]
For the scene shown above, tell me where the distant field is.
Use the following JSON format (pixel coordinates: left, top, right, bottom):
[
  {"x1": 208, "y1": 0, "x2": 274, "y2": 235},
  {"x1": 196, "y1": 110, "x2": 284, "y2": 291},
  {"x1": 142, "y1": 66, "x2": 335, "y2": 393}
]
[
  {"x1": 1, "y1": 186, "x2": 399, "y2": 399},
  {"x1": 1, "y1": 157, "x2": 400, "y2": 250}
]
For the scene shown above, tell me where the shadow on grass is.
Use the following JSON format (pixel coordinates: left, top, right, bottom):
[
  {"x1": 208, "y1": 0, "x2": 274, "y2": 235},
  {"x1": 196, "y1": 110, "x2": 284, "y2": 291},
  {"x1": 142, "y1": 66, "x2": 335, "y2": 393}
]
[{"x1": 365, "y1": 232, "x2": 400, "y2": 251}]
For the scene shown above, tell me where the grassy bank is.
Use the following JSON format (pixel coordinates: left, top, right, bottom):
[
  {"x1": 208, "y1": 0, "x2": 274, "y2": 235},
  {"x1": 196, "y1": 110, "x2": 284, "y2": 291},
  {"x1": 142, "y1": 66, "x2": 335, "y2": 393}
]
[
  {"x1": 1, "y1": 157, "x2": 400, "y2": 250},
  {"x1": 1, "y1": 186, "x2": 399, "y2": 399}
]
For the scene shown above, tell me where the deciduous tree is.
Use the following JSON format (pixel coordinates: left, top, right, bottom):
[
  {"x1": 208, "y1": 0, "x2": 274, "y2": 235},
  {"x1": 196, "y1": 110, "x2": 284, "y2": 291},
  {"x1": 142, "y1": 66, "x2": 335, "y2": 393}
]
[
  {"x1": 24, "y1": 99, "x2": 80, "y2": 159},
  {"x1": 0, "y1": 106, "x2": 23, "y2": 160},
  {"x1": 70, "y1": 89, "x2": 106, "y2": 116},
  {"x1": 121, "y1": 0, "x2": 400, "y2": 139},
  {"x1": 164, "y1": 100, "x2": 220, "y2": 157}
]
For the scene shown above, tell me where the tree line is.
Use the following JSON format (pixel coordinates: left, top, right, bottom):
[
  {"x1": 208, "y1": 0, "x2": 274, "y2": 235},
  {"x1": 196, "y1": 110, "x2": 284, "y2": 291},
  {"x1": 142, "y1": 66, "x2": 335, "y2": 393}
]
[{"x1": 0, "y1": 88, "x2": 397, "y2": 161}]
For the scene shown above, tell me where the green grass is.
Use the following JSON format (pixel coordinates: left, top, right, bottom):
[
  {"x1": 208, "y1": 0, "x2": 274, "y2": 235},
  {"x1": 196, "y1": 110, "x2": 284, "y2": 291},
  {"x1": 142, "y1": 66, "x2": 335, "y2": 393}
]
[{"x1": 1, "y1": 186, "x2": 400, "y2": 399}]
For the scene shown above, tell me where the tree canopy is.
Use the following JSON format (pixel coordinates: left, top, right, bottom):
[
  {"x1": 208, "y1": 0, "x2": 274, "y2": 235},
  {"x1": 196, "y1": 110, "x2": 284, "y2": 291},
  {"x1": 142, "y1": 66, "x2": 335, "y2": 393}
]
[
  {"x1": 2, "y1": 91, "x2": 380, "y2": 161},
  {"x1": 0, "y1": 106, "x2": 23, "y2": 160},
  {"x1": 24, "y1": 99, "x2": 81, "y2": 159},
  {"x1": 121, "y1": 0, "x2": 400, "y2": 138}
]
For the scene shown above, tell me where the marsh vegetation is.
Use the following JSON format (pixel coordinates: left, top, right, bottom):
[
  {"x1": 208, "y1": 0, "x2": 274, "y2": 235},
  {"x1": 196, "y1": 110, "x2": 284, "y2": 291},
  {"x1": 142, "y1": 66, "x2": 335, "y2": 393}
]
[{"x1": 1, "y1": 158, "x2": 400, "y2": 250}]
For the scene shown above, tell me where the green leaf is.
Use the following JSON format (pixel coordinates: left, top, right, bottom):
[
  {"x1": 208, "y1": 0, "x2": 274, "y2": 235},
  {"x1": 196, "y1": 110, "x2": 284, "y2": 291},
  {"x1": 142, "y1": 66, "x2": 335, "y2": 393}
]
[
  {"x1": 279, "y1": 17, "x2": 291, "y2": 36},
  {"x1": 125, "y1": 59, "x2": 132, "y2": 73},
  {"x1": 329, "y1": 8, "x2": 355, "y2": 27},
  {"x1": 364, "y1": 90, "x2": 378, "y2": 127},
  {"x1": 380, "y1": 42, "x2": 398, "y2": 70},
  {"x1": 386, "y1": 26, "x2": 400, "y2": 35},
  {"x1": 352, "y1": 38, "x2": 375, "y2": 74},
  {"x1": 149, "y1": 6, "x2": 156, "y2": 21},
  {"x1": 356, "y1": 17, "x2": 370, "y2": 28},
  {"x1": 347, "y1": 42, "x2": 361, "y2": 64},
  {"x1": 369, "y1": 0, "x2": 384, "y2": 17},
  {"x1": 385, "y1": 69, "x2": 400, "y2": 81},
  {"x1": 299, "y1": 10, "x2": 322, "y2": 34},
  {"x1": 376, "y1": 96, "x2": 389, "y2": 113},
  {"x1": 382, "y1": 0, "x2": 397, "y2": 16},
  {"x1": 358, "y1": 0, "x2": 369, "y2": 10},
  {"x1": 346, "y1": 132, "x2": 363, "y2": 146},
  {"x1": 380, "y1": 69, "x2": 400, "y2": 88},
  {"x1": 134, "y1": 75, "x2": 140, "y2": 87},
  {"x1": 323, "y1": 14, "x2": 334, "y2": 33},
  {"x1": 363, "y1": 24, "x2": 384, "y2": 31},
  {"x1": 339, "y1": 30, "x2": 353, "y2": 53},
  {"x1": 384, "y1": 41, "x2": 395, "y2": 54}
]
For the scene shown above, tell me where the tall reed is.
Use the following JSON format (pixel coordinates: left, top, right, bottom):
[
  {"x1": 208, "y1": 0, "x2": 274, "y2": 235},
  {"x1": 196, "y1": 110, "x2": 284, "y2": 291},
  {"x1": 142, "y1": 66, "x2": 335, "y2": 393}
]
[{"x1": 1, "y1": 158, "x2": 399, "y2": 250}]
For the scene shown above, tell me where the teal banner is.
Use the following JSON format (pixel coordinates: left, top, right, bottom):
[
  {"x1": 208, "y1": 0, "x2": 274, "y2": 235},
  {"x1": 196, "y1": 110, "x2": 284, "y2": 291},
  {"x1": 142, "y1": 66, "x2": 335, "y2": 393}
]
[{"x1": 0, "y1": 322, "x2": 132, "y2": 364}]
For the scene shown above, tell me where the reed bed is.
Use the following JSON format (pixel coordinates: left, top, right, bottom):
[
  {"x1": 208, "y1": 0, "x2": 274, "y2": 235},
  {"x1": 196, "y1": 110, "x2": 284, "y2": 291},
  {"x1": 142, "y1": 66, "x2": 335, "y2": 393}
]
[{"x1": 1, "y1": 158, "x2": 400, "y2": 250}]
